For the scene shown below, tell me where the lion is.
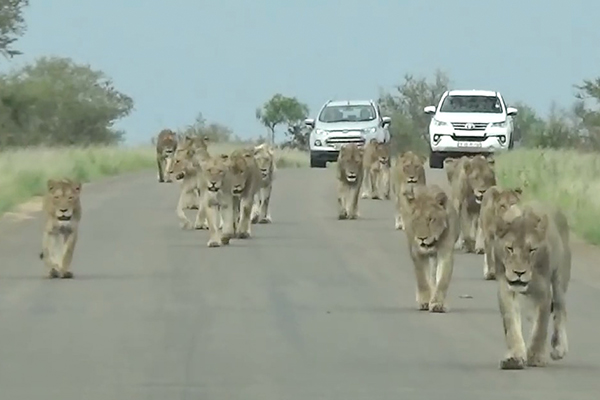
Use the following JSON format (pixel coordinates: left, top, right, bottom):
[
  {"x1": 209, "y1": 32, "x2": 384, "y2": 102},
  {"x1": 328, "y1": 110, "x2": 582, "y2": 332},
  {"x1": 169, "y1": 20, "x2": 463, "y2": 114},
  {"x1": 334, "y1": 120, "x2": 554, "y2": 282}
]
[
  {"x1": 360, "y1": 139, "x2": 391, "y2": 200},
  {"x1": 156, "y1": 129, "x2": 178, "y2": 183},
  {"x1": 402, "y1": 184, "x2": 459, "y2": 313},
  {"x1": 228, "y1": 148, "x2": 261, "y2": 239},
  {"x1": 390, "y1": 150, "x2": 427, "y2": 230},
  {"x1": 251, "y1": 143, "x2": 276, "y2": 224},
  {"x1": 492, "y1": 201, "x2": 571, "y2": 370},
  {"x1": 479, "y1": 185, "x2": 523, "y2": 280},
  {"x1": 39, "y1": 178, "x2": 82, "y2": 279},
  {"x1": 443, "y1": 156, "x2": 469, "y2": 184},
  {"x1": 336, "y1": 143, "x2": 364, "y2": 220},
  {"x1": 197, "y1": 154, "x2": 236, "y2": 247},
  {"x1": 450, "y1": 154, "x2": 496, "y2": 253}
]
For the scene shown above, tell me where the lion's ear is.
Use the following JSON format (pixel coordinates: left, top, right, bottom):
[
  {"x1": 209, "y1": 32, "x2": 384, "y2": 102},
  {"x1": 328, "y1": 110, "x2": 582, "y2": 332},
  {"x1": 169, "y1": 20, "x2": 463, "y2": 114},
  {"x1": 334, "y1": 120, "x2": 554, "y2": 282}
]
[
  {"x1": 71, "y1": 180, "x2": 82, "y2": 193},
  {"x1": 513, "y1": 187, "x2": 523, "y2": 195},
  {"x1": 534, "y1": 213, "x2": 549, "y2": 236},
  {"x1": 47, "y1": 179, "x2": 57, "y2": 191},
  {"x1": 435, "y1": 190, "x2": 448, "y2": 208}
]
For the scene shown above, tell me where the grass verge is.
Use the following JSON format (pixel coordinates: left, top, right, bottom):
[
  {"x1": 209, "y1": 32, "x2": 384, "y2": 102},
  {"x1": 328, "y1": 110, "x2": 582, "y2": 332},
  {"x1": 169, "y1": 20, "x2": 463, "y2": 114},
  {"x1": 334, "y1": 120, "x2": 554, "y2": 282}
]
[
  {"x1": 0, "y1": 143, "x2": 308, "y2": 216},
  {"x1": 496, "y1": 148, "x2": 600, "y2": 244}
]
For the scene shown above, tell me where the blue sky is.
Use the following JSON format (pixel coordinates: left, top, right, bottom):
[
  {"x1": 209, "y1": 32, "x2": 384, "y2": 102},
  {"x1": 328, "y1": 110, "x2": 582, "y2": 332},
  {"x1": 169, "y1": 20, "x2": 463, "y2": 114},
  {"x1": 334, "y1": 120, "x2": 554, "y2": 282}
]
[{"x1": 5, "y1": 0, "x2": 599, "y2": 145}]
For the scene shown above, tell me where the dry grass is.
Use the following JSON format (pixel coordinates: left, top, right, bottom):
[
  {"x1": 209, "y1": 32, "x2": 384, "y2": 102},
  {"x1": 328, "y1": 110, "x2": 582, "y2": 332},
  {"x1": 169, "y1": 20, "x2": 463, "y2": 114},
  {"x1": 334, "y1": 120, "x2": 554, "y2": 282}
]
[
  {"x1": 496, "y1": 148, "x2": 600, "y2": 244},
  {"x1": 0, "y1": 143, "x2": 308, "y2": 216}
]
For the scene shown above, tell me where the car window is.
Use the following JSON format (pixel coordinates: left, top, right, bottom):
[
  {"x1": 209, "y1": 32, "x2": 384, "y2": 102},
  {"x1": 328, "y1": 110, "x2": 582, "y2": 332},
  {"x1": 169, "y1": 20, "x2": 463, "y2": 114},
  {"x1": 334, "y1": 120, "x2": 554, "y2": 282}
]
[
  {"x1": 438, "y1": 95, "x2": 504, "y2": 114},
  {"x1": 318, "y1": 104, "x2": 377, "y2": 123}
]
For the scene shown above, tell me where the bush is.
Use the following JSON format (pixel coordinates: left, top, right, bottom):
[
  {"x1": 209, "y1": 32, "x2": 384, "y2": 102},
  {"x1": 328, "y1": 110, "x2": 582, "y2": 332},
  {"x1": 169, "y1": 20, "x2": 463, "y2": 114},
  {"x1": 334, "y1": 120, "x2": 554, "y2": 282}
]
[{"x1": 496, "y1": 148, "x2": 600, "y2": 244}]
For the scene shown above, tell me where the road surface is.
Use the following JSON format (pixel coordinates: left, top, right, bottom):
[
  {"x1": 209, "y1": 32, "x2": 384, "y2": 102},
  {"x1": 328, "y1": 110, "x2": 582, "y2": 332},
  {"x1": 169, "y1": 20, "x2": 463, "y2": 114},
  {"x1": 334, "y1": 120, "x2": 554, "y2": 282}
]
[{"x1": 1, "y1": 165, "x2": 599, "y2": 400}]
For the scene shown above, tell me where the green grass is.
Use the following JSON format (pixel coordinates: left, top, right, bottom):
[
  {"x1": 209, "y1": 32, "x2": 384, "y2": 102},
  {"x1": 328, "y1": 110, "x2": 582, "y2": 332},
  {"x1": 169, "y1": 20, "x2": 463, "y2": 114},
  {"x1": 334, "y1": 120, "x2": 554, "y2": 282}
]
[
  {"x1": 496, "y1": 148, "x2": 600, "y2": 244},
  {"x1": 0, "y1": 143, "x2": 309, "y2": 216}
]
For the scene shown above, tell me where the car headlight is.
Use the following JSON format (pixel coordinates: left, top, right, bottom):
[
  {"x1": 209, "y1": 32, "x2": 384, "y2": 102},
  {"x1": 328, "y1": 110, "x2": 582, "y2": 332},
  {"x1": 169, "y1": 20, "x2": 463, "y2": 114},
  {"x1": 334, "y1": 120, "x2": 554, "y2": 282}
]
[
  {"x1": 432, "y1": 118, "x2": 448, "y2": 126},
  {"x1": 363, "y1": 127, "x2": 377, "y2": 135},
  {"x1": 314, "y1": 129, "x2": 328, "y2": 136},
  {"x1": 491, "y1": 121, "x2": 507, "y2": 128}
]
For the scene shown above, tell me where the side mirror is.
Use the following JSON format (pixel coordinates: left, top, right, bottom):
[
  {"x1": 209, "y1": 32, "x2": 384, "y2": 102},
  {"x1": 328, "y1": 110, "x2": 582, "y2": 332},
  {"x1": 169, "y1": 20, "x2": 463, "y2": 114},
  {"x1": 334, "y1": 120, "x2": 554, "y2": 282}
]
[
  {"x1": 423, "y1": 106, "x2": 436, "y2": 115},
  {"x1": 381, "y1": 116, "x2": 391, "y2": 128},
  {"x1": 304, "y1": 118, "x2": 315, "y2": 128},
  {"x1": 506, "y1": 107, "x2": 518, "y2": 116}
]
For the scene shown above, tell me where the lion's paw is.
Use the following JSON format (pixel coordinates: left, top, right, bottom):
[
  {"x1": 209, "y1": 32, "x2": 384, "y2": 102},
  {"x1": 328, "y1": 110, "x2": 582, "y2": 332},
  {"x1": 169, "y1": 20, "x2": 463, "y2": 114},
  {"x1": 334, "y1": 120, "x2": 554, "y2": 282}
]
[
  {"x1": 526, "y1": 351, "x2": 548, "y2": 367},
  {"x1": 258, "y1": 216, "x2": 271, "y2": 224},
  {"x1": 338, "y1": 212, "x2": 348, "y2": 220},
  {"x1": 500, "y1": 355, "x2": 526, "y2": 370},
  {"x1": 61, "y1": 271, "x2": 74, "y2": 279},
  {"x1": 237, "y1": 232, "x2": 250, "y2": 239},
  {"x1": 221, "y1": 234, "x2": 232, "y2": 245},
  {"x1": 251, "y1": 214, "x2": 259, "y2": 224},
  {"x1": 360, "y1": 192, "x2": 369, "y2": 199},
  {"x1": 550, "y1": 333, "x2": 568, "y2": 360},
  {"x1": 48, "y1": 268, "x2": 60, "y2": 279},
  {"x1": 418, "y1": 302, "x2": 429, "y2": 311},
  {"x1": 475, "y1": 247, "x2": 484, "y2": 255},
  {"x1": 207, "y1": 240, "x2": 221, "y2": 248},
  {"x1": 194, "y1": 223, "x2": 208, "y2": 230},
  {"x1": 483, "y1": 271, "x2": 496, "y2": 280},
  {"x1": 180, "y1": 220, "x2": 192, "y2": 230},
  {"x1": 429, "y1": 302, "x2": 447, "y2": 313},
  {"x1": 347, "y1": 213, "x2": 358, "y2": 220}
]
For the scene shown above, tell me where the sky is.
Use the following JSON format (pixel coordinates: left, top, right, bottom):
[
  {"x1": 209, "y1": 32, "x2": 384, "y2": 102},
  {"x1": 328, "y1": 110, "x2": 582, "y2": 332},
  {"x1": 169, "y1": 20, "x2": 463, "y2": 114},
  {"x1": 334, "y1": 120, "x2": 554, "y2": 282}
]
[{"x1": 5, "y1": 0, "x2": 600, "y2": 145}]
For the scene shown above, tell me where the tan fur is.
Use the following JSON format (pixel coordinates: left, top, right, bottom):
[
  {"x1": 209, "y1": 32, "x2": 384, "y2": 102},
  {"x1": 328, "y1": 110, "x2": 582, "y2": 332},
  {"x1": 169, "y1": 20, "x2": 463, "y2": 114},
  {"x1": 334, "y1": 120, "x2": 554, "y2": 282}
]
[
  {"x1": 336, "y1": 143, "x2": 364, "y2": 220},
  {"x1": 251, "y1": 143, "x2": 276, "y2": 224},
  {"x1": 39, "y1": 178, "x2": 82, "y2": 279},
  {"x1": 493, "y1": 201, "x2": 571, "y2": 370},
  {"x1": 197, "y1": 155, "x2": 236, "y2": 247},
  {"x1": 450, "y1": 154, "x2": 496, "y2": 253},
  {"x1": 390, "y1": 150, "x2": 427, "y2": 230},
  {"x1": 228, "y1": 148, "x2": 261, "y2": 239},
  {"x1": 402, "y1": 184, "x2": 459, "y2": 312},
  {"x1": 360, "y1": 139, "x2": 391, "y2": 200},
  {"x1": 155, "y1": 129, "x2": 178, "y2": 183},
  {"x1": 168, "y1": 139, "x2": 207, "y2": 230},
  {"x1": 479, "y1": 185, "x2": 523, "y2": 280},
  {"x1": 443, "y1": 156, "x2": 468, "y2": 184}
]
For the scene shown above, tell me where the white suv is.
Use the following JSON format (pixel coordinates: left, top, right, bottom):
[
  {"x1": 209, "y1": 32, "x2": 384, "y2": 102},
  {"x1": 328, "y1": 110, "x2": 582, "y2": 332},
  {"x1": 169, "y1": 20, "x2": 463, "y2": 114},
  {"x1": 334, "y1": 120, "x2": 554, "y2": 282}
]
[
  {"x1": 304, "y1": 99, "x2": 391, "y2": 168},
  {"x1": 424, "y1": 89, "x2": 518, "y2": 169}
]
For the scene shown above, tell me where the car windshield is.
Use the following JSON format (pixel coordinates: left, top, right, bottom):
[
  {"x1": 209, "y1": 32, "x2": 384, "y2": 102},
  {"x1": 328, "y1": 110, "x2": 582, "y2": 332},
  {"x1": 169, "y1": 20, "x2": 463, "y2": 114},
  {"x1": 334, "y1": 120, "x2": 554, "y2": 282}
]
[
  {"x1": 318, "y1": 104, "x2": 376, "y2": 123},
  {"x1": 439, "y1": 95, "x2": 504, "y2": 113}
]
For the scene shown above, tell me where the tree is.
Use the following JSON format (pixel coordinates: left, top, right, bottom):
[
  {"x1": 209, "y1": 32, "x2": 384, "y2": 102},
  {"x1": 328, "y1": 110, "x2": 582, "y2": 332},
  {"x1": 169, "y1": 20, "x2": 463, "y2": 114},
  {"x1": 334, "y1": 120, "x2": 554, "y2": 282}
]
[
  {"x1": 0, "y1": 0, "x2": 30, "y2": 59},
  {"x1": 0, "y1": 56, "x2": 134, "y2": 146},
  {"x1": 255, "y1": 93, "x2": 309, "y2": 144},
  {"x1": 178, "y1": 112, "x2": 233, "y2": 143},
  {"x1": 378, "y1": 70, "x2": 450, "y2": 154}
]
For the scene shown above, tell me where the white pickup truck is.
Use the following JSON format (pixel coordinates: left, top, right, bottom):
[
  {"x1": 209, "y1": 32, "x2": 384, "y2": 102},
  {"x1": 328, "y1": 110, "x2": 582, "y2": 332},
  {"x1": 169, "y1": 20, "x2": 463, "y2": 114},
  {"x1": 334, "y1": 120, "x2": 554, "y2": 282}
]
[{"x1": 424, "y1": 89, "x2": 518, "y2": 169}]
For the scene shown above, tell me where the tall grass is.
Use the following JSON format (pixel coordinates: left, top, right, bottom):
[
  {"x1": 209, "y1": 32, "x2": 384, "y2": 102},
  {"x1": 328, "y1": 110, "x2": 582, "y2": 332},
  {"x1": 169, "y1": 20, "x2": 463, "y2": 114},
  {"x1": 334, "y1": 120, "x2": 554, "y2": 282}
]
[
  {"x1": 496, "y1": 148, "x2": 600, "y2": 244},
  {"x1": 0, "y1": 143, "x2": 308, "y2": 216}
]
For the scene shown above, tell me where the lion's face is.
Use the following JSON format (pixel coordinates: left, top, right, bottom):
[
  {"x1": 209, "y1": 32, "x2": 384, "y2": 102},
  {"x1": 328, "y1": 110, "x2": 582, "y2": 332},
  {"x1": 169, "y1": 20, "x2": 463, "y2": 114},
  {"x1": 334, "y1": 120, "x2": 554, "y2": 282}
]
[
  {"x1": 464, "y1": 155, "x2": 496, "y2": 204},
  {"x1": 253, "y1": 146, "x2": 274, "y2": 180},
  {"x1": 229, "y1": 150, "x2": 255, "y2": 195},
  {"x1": 338, "y1": 144, "x2": 364, "y2": 183},
  {"x1": 407, "y1": 185, "x2": 449, "y2": 256},
  {"x1": 375, "y1": 142, "x2": 391, "y2": 166},
  {"x1": 169, "y1": 147, "x2": 195, "y2": 180},
  {"x1": 495, "y1": 205, "x2": 548, "y2": 293},
  {"x1": 492, "y1": 187, "x2": 522, "y2": 216},
  {"x1": 46, "y1": 179, "x2": 81, "y2": 223},
  {"x1": 202, "y1": 157, "x2": 228, "y2": 193},
  {"x1": 400, "y1": 151, "x2": 425, "y2": 184}
]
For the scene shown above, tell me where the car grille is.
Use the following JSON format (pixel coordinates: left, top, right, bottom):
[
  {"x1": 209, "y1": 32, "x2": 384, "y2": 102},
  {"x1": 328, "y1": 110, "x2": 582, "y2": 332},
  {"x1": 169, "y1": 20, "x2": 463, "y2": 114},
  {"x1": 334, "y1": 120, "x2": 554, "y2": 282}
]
[
  {"x1": 451, "y1": 122, "x2": 488, "y2": 131},
  {"x1": 325, "y1": 135, "x2": 366, "y2": 147},
  {"x1": 451, "y1": 135, "x2": 487, "y2": 142}
]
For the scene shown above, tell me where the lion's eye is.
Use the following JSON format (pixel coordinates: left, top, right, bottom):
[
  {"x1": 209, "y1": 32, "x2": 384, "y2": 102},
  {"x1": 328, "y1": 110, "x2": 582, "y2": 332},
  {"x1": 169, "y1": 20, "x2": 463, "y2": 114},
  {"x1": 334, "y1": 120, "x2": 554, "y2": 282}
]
[
  {"x1": 506, "y1": 245, "x2": 513, "y2": 253},
  {"x1": 529, "y1": 247, "x2": 537, "y2": 254}
]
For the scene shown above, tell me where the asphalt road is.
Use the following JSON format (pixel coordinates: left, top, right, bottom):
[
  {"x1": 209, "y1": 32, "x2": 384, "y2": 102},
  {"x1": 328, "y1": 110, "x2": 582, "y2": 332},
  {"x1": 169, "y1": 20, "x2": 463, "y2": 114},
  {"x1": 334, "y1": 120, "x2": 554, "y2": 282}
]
[{"x1": 1, "y1": 165, "x2": 600, "y2": 399}]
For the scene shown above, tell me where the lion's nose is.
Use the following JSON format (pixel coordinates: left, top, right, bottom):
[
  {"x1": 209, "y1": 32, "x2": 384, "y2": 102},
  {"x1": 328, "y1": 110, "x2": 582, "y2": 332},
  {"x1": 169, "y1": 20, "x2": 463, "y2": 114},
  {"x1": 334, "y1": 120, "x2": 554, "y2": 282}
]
[
  {"x1": 513, "y1": 270, "x2": 526, "y2": 277},
  {"x1": 59, "y1": 208, "x2": 68, "y2": 213}
]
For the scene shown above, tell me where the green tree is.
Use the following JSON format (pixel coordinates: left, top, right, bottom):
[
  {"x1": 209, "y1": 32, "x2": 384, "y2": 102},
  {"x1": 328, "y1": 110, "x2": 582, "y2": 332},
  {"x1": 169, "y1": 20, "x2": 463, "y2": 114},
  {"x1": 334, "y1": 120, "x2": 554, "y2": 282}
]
[
  {"x1": 0, "y1": 0, "x2": 30, "y2": 59},
  {"x1": 178, "y1": 112, "x2": 233, "y2": 143},
  {"x1": 255, "y1": 93, "x2": 309, "y2": 144},
  {"x1": 0, "y1": 56, "x2": 134, "y2": 146},
  {"x1": 378, "y1": 69, "x2": 450, "y2": 154}
]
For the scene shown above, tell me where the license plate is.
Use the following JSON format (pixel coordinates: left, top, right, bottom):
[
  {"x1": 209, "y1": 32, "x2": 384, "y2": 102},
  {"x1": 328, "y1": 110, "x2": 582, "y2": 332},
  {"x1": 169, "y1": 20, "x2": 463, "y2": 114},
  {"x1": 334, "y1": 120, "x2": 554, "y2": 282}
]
[{"x1": 457, "y1": 141, "x2": 482, "y2": 148}]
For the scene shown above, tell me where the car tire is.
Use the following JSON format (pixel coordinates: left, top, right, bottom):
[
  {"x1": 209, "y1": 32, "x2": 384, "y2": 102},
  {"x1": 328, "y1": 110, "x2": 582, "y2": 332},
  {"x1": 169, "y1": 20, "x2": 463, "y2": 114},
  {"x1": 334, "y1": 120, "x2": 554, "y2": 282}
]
[{"x1": 429, "y1": 151, "x2": 444, "y2": 169}]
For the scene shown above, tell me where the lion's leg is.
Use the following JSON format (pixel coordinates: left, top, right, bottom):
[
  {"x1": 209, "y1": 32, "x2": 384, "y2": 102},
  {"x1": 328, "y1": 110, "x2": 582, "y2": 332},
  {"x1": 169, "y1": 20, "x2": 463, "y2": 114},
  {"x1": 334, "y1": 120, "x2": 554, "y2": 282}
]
[
  {"x1": 258, "y1": 185, "x2": 272, "y2": 224},
  {"x1": 205, "y1": 204, "x2": 222, "y2": 248},
  {"x1": 411, "y1": 252, "x2": 431, "y2": 311},
  {"x1": 381, "y1": 169, "x2": 390, "y2": 199},
  {"x1": 526, "y1": 291, "x2": 552, "y2": 367},
  {"x1": 498, "y1": 282, "x2": 527, "y2": 369},
  {"x1": 347, "y1": 184, "x2": 361, "y2": 220},
  {"x1": 550, "y1": 277, "x2": 569, "y2": 361},
  {"x1": 58, "y1": 232, "x2": 77, "y2": 279},
  {"x1": 460, "y1": 209, "x2": 475, "y2": 253},
  {"x1": 369, "y1": 169, "x2": 379, "y2": 199},
  {"x1": 360, "y1": 167, "x2": 371, "y2": 199},
  {"x1": 221, "y1": 197, "x2": 236, "y2": 245},
  {"x1": 193, "y1": 200, "x2": 208, "y2": 230},
  {"x1": 42, "y1": 231, "x2": 60, "y2": 278},
  {"x1": 483, "y1": 234, "x2": 496, "y2": 280},
  {"x1": 474, "y1": 217, "x2": 485, "y2": 254},
  {"x1": 157, "y1": 156, "x2": 164, "y2": 183},
  {"x1": 337, "y1": 182, "x2": 348, "y2": 220},
  {"x1": 236, "y1": 195, "x2": 254, "y2": 239},
  {"x1": 176, "y1": 190, "x2": 192, "y2": 229},
  {"x1": 429, "y1": 251, "x2": 454, "y2": 313},
  {"x1": 394, "y1": 193, "x2": 404, "y2": 230},
  {"x1": 164, "y1": 156, "x2": 173, "y2": 183},
  {"x1": 251, "y1": 192, "x2": 261, "y2": 224},
  {"x1": 231, "y1": 196, "x2": 241, "y2": 234}
]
